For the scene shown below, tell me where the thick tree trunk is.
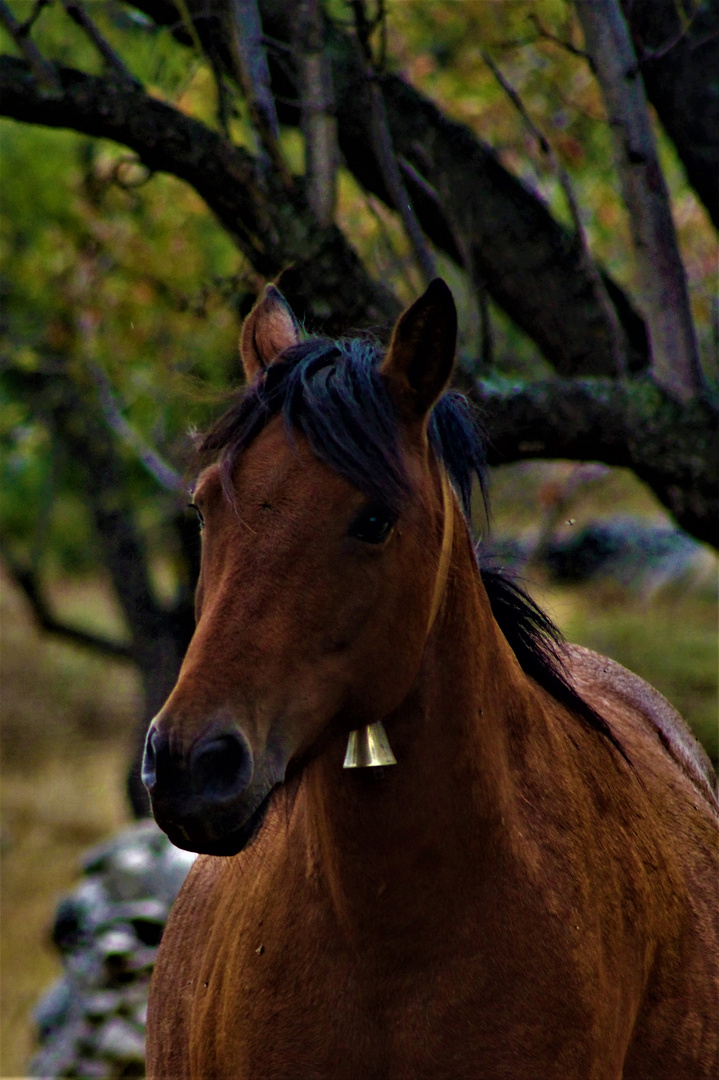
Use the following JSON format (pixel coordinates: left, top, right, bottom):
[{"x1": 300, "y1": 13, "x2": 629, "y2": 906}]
[{"x1": 576, "y1": 0, "x2": 705, "y2": 403}]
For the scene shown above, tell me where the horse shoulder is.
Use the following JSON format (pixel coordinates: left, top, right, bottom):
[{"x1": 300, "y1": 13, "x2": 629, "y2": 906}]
[{"x1": 554, "y1": 646, "x2": 719, "y2": 1076}]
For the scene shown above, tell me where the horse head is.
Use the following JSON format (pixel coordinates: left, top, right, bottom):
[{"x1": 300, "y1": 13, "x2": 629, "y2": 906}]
[{"x1": 142, "y1": 279, "x2": 466, "y2": 855}]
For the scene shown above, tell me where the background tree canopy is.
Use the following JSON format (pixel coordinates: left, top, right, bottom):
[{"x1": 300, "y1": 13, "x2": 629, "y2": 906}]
[{"x1": 1, "y1": 0, "x2": 717, "y2": 813}]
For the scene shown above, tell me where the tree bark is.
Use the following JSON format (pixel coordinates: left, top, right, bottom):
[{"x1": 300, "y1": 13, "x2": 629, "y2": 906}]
[
  {"x1": 0, "y1": 57, "x2": 399, "y2": 336},
  {"x1": 295, "y1": 0, "x2": 338, "y2": 228},
  {"x1": 264, "y1": 0, "x2": 651, "y2": 378},
  {"x1": 576, "y1": 0, "x2": 705, "y2": 403},
  {"x1": 625, "y1": 0, "x2": 719, "y2": 232},
  {"x1": 118, "y1": 0, "x2": 650, "y2": 377},
  {"x1": 475, "y1": 375, "x2": 719, "y2": 547}
]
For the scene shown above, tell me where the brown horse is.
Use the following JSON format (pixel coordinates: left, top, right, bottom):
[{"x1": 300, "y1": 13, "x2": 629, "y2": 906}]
[{"x1": 144, "y1": 280, "x2": 718, "y2": 1079}]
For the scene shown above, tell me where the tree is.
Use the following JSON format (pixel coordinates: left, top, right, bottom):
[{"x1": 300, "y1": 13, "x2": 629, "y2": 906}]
[{"x1": 1, "y1": 0, "x2": 717, "y2": 814}]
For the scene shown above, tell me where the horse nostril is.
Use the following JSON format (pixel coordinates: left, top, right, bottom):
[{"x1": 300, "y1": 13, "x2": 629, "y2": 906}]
[
  {"x1": 189, "y1": 732, "x2": 252, "y2": 803},
  {"x1": 141, "y1": 726, "x2": 164, "y2": 792}
]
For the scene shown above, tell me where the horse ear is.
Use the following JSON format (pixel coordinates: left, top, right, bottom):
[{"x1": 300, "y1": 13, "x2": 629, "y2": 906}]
[
  {"x1": 380, "y1": 278, "x2": 457, "y2": 422},
  {"x1": 240, "y1": 284, "x2": 301, "y2": 381}
]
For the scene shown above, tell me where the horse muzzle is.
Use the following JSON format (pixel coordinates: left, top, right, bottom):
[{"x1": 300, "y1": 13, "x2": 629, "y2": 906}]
[{"x1": 142, "y1": 724, "x2": 270, "y2": 855}]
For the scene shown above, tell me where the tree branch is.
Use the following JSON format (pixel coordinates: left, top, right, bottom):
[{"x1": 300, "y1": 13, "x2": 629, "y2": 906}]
[
  {"x1": 60, "y1": 1, "x2": 141, "y2": 88},
  {"x1": 481, "y1": 51, "x2": 626, "y2": 380},
  {"x1": 172, "y1": 0, "x2": 204, "y2": 55},
  {"x1": 377, "y1": 71, "x2": 651, "y2": 374},
  {"x1": 119, "y1": 0, "x2": 650, "y2": 375},
  {"x1": 576, "y1": 0, "x2": 705, "y2": 403},
  {"x1": 2, "y1": 353, "x2": 203, "y2": 816},
  {"x1": 0, "y1": 542, "x2": 133, "y2": 661},
  {"x1": 367, "y1": 73, "x2": 437, "y2": 286},
  {"x1": 481, "y1": 49, "x2": 628, "y2": 377},
  {"x1": 0, "y1": 55, "x2": 400, "y2": 334},
  {"x1": 624, "y1": 0, "x2": 719, "y2": 230},
  {"x1": 225, "y1": 0, "x2": 289, "y2": 182},
  {"x1": 121, "y1": 1, "x2": 717, "y2": 370},
  {"x1": 265, "y1": 2, "x2": 650, "y2": 375},
  {"x1": 0, "y1": 57, "x2": 274, "y2": 263},
  {"x1": 295, "y1": 0, "x2": 338, "y2": 228},
  {"x1": 351, "y1": 1, "x2": 436, "y2": 284},
  {"x1": 87, "y1": 363, "x2": 185, "y2": 493},
  {"x1": 16, "y1": 0, "x2": 52, "y2": 39},
  {"x1": 475, "y1": 374, "x2": 718, "y2": 546},
  {"x1": 532, "y1": 0, "x2": 719, "y2": 230},
  {"x1": 528, "y1": 13, "x2": 591, "y2": 60},
  {"x1": 0, "y1": 0, "x2": 60, "y2": 93},
  {"x1": 3, "y1": 359, "x2": 167, "y2": 657}
]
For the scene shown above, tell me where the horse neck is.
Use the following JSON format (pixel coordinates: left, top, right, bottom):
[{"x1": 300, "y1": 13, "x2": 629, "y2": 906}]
[{"x1": 297, "y1": 524, "x2": 533, "y2": 947}]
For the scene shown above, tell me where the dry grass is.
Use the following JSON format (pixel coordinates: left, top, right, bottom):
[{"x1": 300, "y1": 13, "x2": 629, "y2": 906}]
[
  {"x1": 1, "y1": 572, "x2": 137, "y2": 1078},
  {"x1": 490, "y1": 462, "x2": 718, "y2": 766},
  {"x1": 1, "y1": 751, "x2": 130, "y2": 1077},
  {"x1": 534, "y1": 580, "x2": 718, "y2": 765}
]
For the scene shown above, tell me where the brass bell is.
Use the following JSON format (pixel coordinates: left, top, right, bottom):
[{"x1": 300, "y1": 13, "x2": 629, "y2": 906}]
[{"x1": 342, "y1": 720, "x2": 397, "y2": 769}]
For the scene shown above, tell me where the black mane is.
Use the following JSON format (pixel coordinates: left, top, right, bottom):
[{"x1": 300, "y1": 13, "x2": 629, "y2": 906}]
[
  {"x1": 198, "y1": 337, "x2": 486, "y2": 515},
  {"x1": 198, "y1": 336, "x2": 622, "y2": 757}
]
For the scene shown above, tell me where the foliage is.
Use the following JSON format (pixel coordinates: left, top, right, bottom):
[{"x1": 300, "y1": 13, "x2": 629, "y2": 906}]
[
  {"x1": 1, "y1": 21, "x2": 243, "y2": 573},
  {"x1": 1, "y1": 0, "x2": 716, "y2": 571}
]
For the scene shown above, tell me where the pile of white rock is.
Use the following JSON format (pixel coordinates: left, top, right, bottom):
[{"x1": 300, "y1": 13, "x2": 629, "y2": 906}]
[{"x1": 30, "y1": 820, "x2": 196, "y2": 1079}]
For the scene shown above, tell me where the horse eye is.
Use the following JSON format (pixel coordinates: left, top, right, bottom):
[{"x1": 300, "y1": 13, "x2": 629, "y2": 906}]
[
  {"x1": 187, "y1": 503, "x2": 205, "y2": 531},
  {"x1": 348, "y1": 504, "x2": 394, "y2": 544}
]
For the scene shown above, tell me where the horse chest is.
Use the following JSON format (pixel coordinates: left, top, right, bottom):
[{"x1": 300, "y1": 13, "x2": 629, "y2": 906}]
[{"x1": 152, "y1": 850, "x2": 643, "y2": 1080}]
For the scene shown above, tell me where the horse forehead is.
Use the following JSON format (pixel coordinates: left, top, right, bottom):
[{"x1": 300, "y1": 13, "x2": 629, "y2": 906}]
[
  {"x1": 232, "y1": 414, "x2": 431, "y2": 506},
  {"x1": 239, "y1": 422, "x2": 324, "y2": 488},
  {"x1": 198, "y1": 423, "x2": 362, "y2": 514}
]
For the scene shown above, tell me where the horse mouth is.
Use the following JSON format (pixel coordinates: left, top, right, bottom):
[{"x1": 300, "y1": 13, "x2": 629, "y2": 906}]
[{"x1": 158, "y1": 785, "x2": 277, "y2": 857}]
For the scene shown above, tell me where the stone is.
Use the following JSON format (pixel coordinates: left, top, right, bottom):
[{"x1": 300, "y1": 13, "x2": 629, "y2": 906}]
[
  {"x1": 104, "y1": 844, "x2": 159, "y2": 903},
  {"x1": 81, "y1": 820, "x2": 165, "y2": 876},
  {"x1": 95, "y1": 925, "x2": 139, "y2": 959},
  {"x1": 29, "y1": 1014, "x2": 94, "y2": 1077},
  {"x1": 75, "y1": 1059, "x2": 111, "y2": 1078},
  {"x1": 31, "y1": 820, "x2": 196, "y2": 1076},
  {"x1": 93, "y1": 1016, "x2": 146, "y2": 1062},
  {"x1": 82, "y1": 989, "x2": 124, "y2": 1019},
  {"x1": 33, "y1": 976, "x2": 73, "y2": 1039}
]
